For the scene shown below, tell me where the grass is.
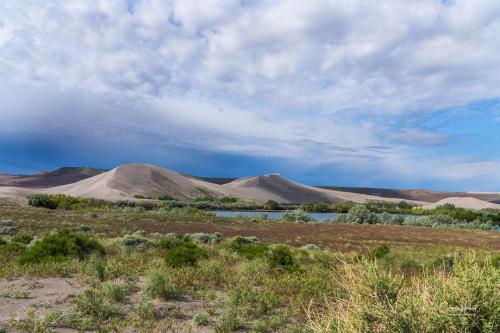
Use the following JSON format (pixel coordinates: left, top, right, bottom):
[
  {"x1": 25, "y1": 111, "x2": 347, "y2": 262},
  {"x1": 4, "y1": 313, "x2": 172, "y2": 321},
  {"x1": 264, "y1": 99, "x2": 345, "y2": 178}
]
[{"x1": 0, "y1": 199, "x2": 499, "y2": 332}]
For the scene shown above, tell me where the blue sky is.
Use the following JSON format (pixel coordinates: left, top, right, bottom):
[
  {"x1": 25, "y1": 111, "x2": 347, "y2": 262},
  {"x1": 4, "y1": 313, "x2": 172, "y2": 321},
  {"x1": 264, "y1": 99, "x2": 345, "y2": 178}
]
[{"x1": 1, "y1": 0, "x2": 500, "y2": 191}]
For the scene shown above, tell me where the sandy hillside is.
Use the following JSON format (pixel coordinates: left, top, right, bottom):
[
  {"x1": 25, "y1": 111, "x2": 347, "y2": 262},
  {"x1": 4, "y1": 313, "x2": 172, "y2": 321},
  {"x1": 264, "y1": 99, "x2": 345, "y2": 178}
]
[
  {"x1": 223, "y1": 173, "x2": 425, "y2": 204},
  {"x1": 2, "y1": 163, "x2": 426, "y2": 204},
  {"x1": 422, "y1": 197, "x2": 500, "y2": 210},
  {"x1": 45, "y1": 163, "x2": 231, "y2": 200}
]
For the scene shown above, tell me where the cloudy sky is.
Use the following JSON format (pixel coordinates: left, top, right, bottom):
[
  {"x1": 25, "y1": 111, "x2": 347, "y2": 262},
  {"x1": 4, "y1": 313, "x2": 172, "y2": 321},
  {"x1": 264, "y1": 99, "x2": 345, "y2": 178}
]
[{"x1": 1, "y1": 0, "x2": 500, "y2": 191}]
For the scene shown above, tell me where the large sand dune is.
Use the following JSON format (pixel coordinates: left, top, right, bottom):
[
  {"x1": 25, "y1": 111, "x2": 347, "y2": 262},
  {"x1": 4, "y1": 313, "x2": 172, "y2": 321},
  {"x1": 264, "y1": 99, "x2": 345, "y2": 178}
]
[
  {"x1": 45, "y1": 163, "x2": 229, "y2": 200},
  {"x1": 0, "y1": 163, "x2": 425, "y2": 204},
  {"x1": 422, "y1": 197, "x2": 500, "y2": 210},
  {"x1": 222, "y1": 173, "x2": 424, "y2": 204}
]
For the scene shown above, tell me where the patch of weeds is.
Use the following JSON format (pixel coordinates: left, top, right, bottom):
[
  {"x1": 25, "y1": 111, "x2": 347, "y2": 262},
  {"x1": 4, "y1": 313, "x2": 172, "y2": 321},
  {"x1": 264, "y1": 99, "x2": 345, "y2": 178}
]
[
  {"x1": 164, "y1": 242, "x2": 208, "y2": 268},
  {"x1": 0, "y1": 241, "x2": 26, "y2": 255},
  {"x1": 192, "y1": 312, "x2": 209, "y2": 326},
  {"x1": 121, "y1": 230, "x2": 152, "y2": 249},
  {"x1": 267, "y1": 245, "x2": 299, "y2": 272},
  {"x1": 101, "y1": 280, "x2": 130, "y2": 303},
  {"x1": 71, "y1": 288, "x2": 121, "y2": 326},
  {"x1": 399, "y1": 259, "x2": 422, "y2": 274},
  {"x1": 18, "y1": 229, "x2": 105, "y2": 265},
  {"x1": 9, "y1": 309, "x2": 54, "y2": 333},
  {"x1": 158, "y1": 233, "x2": 190, "y2": 250},
  {"x1": 251, "y1": 314, "x2": 288, "y2": 332},
  {"x1": 133, "y1": 300, "x2": 155, "y2": 321},
  {"x1": 215, "y1": 307, "x2": 242, "y2": 333},
  {"x1": 225, "y1": 236, "x2": 268, "y2": 259},
  {"x1": 2, "y1": 290, "x2": 32, "y2": 299},
  {"x1": 367, "y1": 244, "x2": 390, "y2": 260},
  {"x1": 144, "y1": 270, "x2": 182, "y2": 300},
  {"x1": 84, "y1": 253, "x2": 107, "y2": 282},
  {"x1": 11, "y1": 232, "x2": 34, "y2": 245}
]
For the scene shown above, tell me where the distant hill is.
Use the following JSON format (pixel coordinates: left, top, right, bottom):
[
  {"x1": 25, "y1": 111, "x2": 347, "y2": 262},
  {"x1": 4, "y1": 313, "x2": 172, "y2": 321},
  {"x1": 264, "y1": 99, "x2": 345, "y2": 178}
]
[
  {"x1": 317, "y1": 186, "x2": 500, "y2": 204},
  {"x1": 38, "y1": 163, "x2": 422, "y2": 204},
  {"x1": 0, "y1": 167, "x2": 107, "y2": 188}
]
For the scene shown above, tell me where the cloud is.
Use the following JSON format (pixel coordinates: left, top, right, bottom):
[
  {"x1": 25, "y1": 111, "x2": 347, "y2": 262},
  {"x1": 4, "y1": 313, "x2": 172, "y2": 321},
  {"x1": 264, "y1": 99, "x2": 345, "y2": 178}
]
[{"x1": 0, "y1": 0, "x2": 499, "y2": 189}]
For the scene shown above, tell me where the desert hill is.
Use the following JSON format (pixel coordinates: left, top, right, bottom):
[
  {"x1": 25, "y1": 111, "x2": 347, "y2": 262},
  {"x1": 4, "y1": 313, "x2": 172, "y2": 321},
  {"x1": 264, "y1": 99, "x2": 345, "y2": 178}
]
[
  {"x1": 222, "y1": 173, "x2": 424, "y2": 204},
  {"x1": 45, "y1": 163, "x2": 231, "y2": 201},
  {"x1": 0, "y1": 167, "x2": 106, "y2": 188},
  {"x1": 318, "y1": 186, "x2": 500, "y2": 204},
  {"x1": 422, "y1": 197, "x2": 500, "y2": 210}
]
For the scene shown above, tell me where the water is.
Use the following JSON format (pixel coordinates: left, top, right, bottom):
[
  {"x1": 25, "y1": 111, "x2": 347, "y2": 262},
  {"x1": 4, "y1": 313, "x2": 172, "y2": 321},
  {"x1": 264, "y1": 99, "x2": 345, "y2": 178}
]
[{"x1": 213, "y1": 210, "x2": 340, "y2": 222}]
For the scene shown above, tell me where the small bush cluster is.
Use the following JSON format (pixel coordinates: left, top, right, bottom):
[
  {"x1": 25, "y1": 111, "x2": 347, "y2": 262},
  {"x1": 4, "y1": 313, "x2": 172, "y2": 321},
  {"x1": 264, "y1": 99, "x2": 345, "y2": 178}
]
[
  {"x1": 18, "y1": 229, "x2": 105, "y2": 264},
  {"x1": 164, "y1": 242, "x2": 208, "y2": 268}
]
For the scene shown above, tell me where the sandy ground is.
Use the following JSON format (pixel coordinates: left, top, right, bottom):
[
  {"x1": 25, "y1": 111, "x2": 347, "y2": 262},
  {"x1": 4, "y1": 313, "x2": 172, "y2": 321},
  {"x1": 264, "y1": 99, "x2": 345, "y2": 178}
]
[
  {"x1": 0, "y1": 278, "x2": 84, "y2": 331},
  {"x1": 422, "y1": 197, "x2": 500, "y2": 210},
  {"x1": 0, "y1": 277, "x2": 217, "y2": 333}
]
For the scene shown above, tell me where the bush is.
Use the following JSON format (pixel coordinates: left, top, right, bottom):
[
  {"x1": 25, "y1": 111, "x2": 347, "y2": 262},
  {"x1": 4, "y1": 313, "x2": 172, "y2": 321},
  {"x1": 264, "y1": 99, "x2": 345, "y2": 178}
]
[
  {"x1": 366, "y1": 244, "x2": 390, "y2": 260},
  {"x1": 343, "y1": 205, "x2": 379, "y2": 224},
  {"x1": 11, "y1": 232, "x2": 34, "y2": 244},
  {"x1": 158, "y1": 233, "x2": 190, "y2": 250},
  {"x1": 164, "y1": 242, "x2": 208, "y2": 268},
  {"x1": 226, "y1": 236, "x2": 268, "y2": 259},
  {"x1": 19, "y1": 229, "x2": 105, "y2": 265},
  {"x1": 282, "y1": 209, "x2": 312, "y2": 223},
  {"x1": 144, "y1": 270, "x2": 181, "y2": 300},
  {"x1": 267, "y1": 245, "x2": 299, "y2": 272},
  {"x1": 192, "y1": 312, "x2": 209, "y2": 326}
]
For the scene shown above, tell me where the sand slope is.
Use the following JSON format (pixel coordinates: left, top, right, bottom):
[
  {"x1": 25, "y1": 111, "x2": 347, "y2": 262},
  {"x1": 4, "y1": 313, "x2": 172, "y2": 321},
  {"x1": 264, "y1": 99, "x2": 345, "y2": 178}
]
[
  {"x1": 422, "y1": 197, "x2": 500, "y2": 210},
  {"x1": 223, "y1": 173, "x2": 424, "y2": 204},
  {"x1": 45, "y1": 163, "x2": 230, "y2": 200},
  {"x1": 2, "y1": 163, "x2": 425, "y2": 204}
]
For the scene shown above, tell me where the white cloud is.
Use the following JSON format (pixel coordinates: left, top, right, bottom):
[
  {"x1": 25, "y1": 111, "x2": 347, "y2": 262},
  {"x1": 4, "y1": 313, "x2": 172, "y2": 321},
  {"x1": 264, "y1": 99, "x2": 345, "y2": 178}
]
[{"x1": 0, "y1": 0, "x2": 499, "y2": 188}]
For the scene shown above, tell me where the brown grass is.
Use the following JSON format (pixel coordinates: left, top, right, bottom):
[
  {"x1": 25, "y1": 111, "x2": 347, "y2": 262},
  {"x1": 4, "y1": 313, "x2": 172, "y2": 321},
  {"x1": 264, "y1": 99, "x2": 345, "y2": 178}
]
[{"x1": 1, "y1": 202, "x2": 498, "y2": 253}]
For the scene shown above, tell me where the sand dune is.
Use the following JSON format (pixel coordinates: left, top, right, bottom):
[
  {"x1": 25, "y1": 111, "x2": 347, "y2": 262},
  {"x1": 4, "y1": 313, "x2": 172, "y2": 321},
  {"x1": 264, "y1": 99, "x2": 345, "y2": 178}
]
[
  {"x1": 2, "y1": 163, "x2": 425, "y2": 204},
  {"x1": 223, "y1": 173, "x2": 425, "y2": 204},
  {"x1": 422, "y1": 197, "x2": 500, "y2": 210},
  {"x1": 45, "y1": 163, "x2": 229, "y2": 200}
]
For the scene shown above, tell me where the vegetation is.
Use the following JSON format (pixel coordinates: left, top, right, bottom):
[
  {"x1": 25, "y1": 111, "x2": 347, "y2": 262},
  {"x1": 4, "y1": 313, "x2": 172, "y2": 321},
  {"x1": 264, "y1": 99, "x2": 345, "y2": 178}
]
[
  {"x1": 0, "y1": 199, "x2": 498, "y2": 332},
  {"x1": 18, "y1": 229, "x2": 105, "y2": 264}
]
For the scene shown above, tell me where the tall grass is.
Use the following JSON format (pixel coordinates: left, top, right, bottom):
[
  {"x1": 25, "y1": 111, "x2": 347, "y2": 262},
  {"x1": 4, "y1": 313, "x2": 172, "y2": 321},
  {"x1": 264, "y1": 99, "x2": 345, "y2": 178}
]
[{"x1": 306, "y1": 253, "x2": 499, "y2": 333}]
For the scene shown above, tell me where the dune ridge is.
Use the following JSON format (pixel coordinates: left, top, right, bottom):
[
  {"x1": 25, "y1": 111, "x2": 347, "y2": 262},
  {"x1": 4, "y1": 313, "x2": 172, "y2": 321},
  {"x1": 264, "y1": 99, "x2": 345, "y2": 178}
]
[{"x1": 422, "y1": 197, "x2": 500, "y2": 210}]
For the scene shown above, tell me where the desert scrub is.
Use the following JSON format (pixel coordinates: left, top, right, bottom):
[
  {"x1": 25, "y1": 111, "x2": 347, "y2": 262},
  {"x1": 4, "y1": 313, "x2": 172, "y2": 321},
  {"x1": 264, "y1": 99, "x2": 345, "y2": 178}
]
[
  {"x1": 307, "y1": 253, "x2": 500, "y2": 333},
  {"x1": 267, "y1": 245, "x2": 300, "y2": 272},
  {"x1": 164, "y1": 242, "x2": 208, "y2": 268},
  {"x1": 144, "y1": 270, "x2": 182, "y2": 300},
  {"x1": 224, "y1": 236, "x2": 268, "y2": 259},
  {"x1": 11, "y1": 232, "x2": 34, "y2": 244},
  {"x1": 18, "y1": 229, "x2": 105, "y2": 264}
]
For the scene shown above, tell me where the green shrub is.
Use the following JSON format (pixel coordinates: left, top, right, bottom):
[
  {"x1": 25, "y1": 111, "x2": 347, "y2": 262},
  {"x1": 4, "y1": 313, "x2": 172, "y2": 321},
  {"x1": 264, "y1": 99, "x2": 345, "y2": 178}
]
[
  {"x1": 267, "y1": 245, "x2": 299, "y2": 272},
  {"x1": 101, "y1": 281, "x2": 130, "y2": 303},
  {"x1": 158, "y1": 233, "x2": 190, "y2": 250},
  {"x1": 144, "y1": 270, "x2": 181, "y2": 300},
  {"x1": 0, "y1": 236, "x2": 5, "y2": 246},
  {"x1": 366, "y1": 244, "x2": 390, "y2": 260},
  {"x1": 18, "y1": 229, "x2": 105, "y2": 265},
  {"x1": 11, "y1": 232, "x2": 34, "y2": 244},
  {"x1": 72, "y1": 288, "x2": 120, "y2": 324},
  {"x1": 0, "y1": 241, "x2": 26, "y2": 255},
  {"x1": 192, "y1": 312, "x2": 209, "y2": 326},
  {"x1": 225, "y1": 236, "x2": 268, "y2": 259},
  {"x1": 282, "y1": 209, "x2": 312, "y2": 223},
  {"x1": 343, "y1": 205, "x2": 379, "y2": 224},
  {"x1": 164, "y1": 242, "x2": 208, "y2": 268}
]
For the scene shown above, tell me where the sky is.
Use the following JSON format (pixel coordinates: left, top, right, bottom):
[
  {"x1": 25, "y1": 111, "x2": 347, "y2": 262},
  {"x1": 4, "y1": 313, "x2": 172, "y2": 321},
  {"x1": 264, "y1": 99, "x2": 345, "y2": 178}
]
[{"x1": 1, "y1": 0, "x2": 500, "y2": 191}]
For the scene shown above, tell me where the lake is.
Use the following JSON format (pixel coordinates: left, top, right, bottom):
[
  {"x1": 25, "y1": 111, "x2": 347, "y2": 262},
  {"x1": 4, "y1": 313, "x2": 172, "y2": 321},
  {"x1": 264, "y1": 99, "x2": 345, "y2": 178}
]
[{"x1": 213, "y1": 210, "x2": 340, "y2": 222}]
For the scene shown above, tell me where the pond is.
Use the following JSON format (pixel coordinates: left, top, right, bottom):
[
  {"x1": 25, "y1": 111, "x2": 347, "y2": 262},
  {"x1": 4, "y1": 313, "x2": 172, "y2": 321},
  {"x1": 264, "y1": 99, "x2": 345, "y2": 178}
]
[{"x1": 213, "y1": 210, "x2": 340, "y2": 222}]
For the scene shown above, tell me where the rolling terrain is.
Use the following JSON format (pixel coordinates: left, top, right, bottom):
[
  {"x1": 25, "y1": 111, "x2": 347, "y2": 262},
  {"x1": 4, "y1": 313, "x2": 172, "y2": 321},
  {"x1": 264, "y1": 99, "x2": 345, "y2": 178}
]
[{"x1": 1, "y1": 164, "x2": 500, "y2": 209}]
